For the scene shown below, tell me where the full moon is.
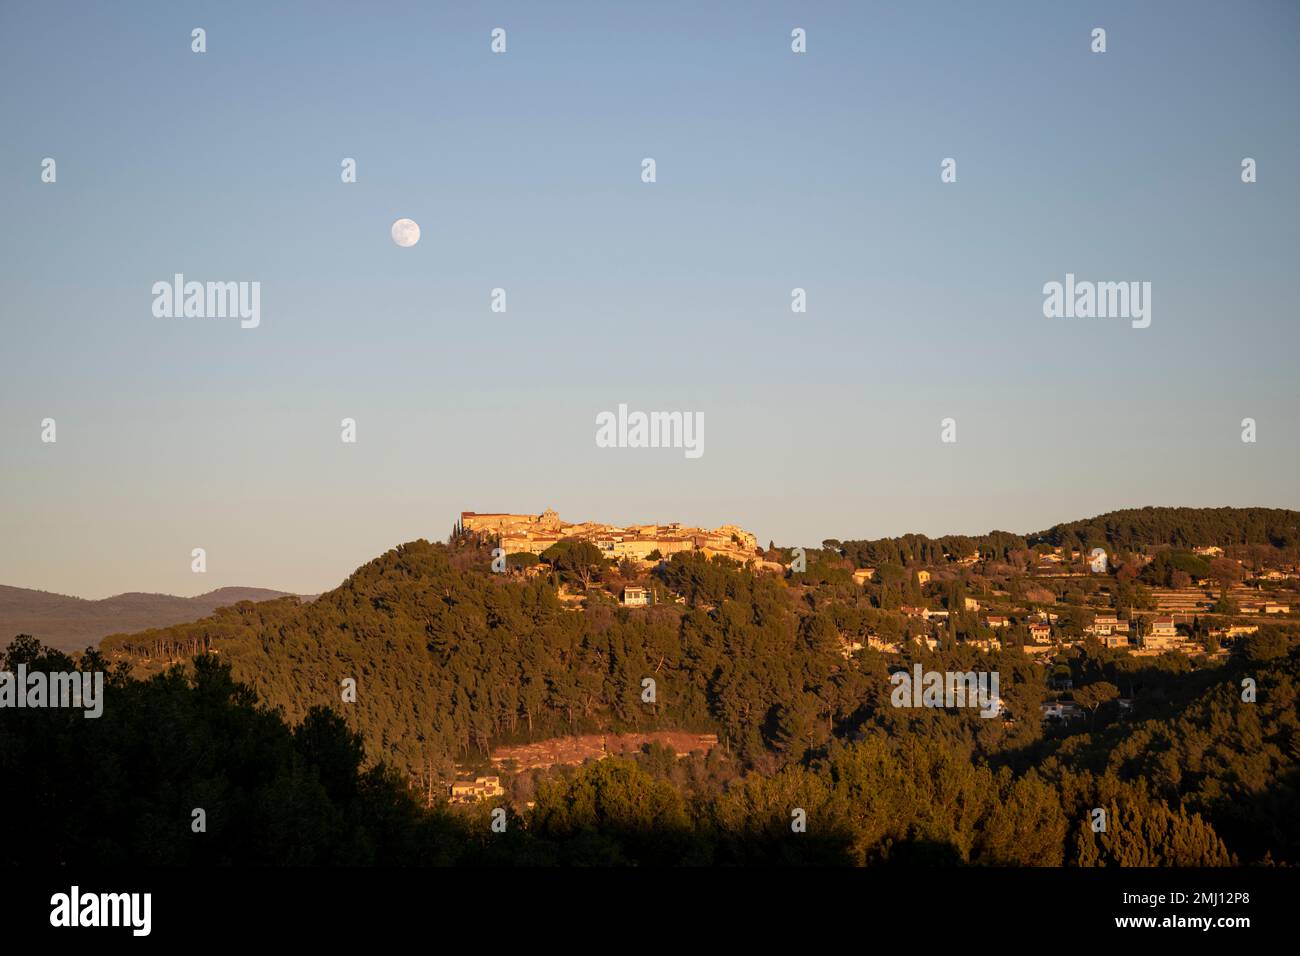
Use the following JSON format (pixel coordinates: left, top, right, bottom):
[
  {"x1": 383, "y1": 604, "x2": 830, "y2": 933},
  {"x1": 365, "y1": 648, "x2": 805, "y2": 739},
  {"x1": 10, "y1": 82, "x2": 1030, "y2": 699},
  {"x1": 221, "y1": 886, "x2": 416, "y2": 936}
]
[{"x1": 391, "y1": 218, "x2": 420, "y2": 248}]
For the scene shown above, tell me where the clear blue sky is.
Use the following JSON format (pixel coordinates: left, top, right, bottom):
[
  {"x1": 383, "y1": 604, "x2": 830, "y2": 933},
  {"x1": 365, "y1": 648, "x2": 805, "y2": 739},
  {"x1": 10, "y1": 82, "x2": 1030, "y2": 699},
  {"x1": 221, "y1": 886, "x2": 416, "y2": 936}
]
[{"x1": 2, "y1": 1, "x2": 1298, "y2": 597}]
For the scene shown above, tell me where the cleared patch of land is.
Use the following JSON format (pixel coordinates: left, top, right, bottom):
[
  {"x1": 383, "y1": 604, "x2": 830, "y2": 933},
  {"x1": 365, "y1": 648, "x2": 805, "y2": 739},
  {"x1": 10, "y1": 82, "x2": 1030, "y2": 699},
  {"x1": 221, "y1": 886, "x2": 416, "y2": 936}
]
[{"x1": 491, "y1": 731, "x2": 719, "y2": 771}]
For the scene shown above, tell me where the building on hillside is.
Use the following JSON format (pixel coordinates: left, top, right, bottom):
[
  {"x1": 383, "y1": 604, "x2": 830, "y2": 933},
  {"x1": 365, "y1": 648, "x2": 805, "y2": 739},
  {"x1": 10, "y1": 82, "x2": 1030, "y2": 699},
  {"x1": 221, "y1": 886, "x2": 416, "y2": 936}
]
[
  {"x1": 986, "y1": 615, "x2": 1009, "y2": 629},
  {"x1": 1042, "y1": 701, "x2": 1084, "y2": 722},
  {"x1": 1144, "y1": 616, "x2": 1182, "y2": 650},
  {"x1": 450, "y1": 775, "x2": 505, "y2": 804},
  {"x1": 964, "y1": 597, "x2": 981, "y2": 612},
  {"x1": 852, "y1": 568, "x2": 876, "y2": 585},
  {"x1": 1028, "y1": 623, "x2": 1051, "y2": 643},
  {"x1": 621, "y1": 586, "x2": 649, "y2": 607},
  {"x1": 915, "y1": 570, "x2": 932, "y2": 586},
  {"x1": 1193, "y1": 545, "x2": 1225, "y2": 557},
  {"x1": 1086, "y1": 614, "x2": 1120, "y2": 637}
]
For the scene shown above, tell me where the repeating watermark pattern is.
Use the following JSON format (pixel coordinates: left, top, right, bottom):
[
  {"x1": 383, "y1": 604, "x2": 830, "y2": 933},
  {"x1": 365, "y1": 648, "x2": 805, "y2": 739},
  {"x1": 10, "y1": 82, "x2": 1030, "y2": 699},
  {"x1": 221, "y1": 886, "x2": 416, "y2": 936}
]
[
  {"x1": 1090, "y1": 547, "x2": 1108, "y2": 573},
  {"x1": 491, "y1": 287, "x2": 507, "y2": 312},
  {"x1": 192, "y1": 808, "x2": 206, "y2": 833},
  {"x1": 41, "y1": 157, "x2": 56, "y2": 182},
  {"x1": 0, "y1": 664, "x2": 104, "y2": 718},
  {"x1": 41, "y1": 417, "x2": 56, "y2": 443},
  {"x1": 152, "y1": 275, "x2": 261, "y2": 329},
  {"x1": 641, "y1": 157, "x2": 656, "y2": 183},
  {"x1": 191, "y1": 548, "x2": 206, "y2": 573},
  {"x1": 341, "y1": 157, "x2": 356, "y2": 183},
  {"x1": 890, "y1": 663, "x2": 1002, "y2": 718},
  {"x1": 1091, "y1": 28, "x2": 1106, "y2": 53},
  {"x1": 791, "y1": 28, "x2": 806, "y2": 53},
  {"x1": 1042, "y1": 273, "x2": 1150, "y2": 329},
  {"x1": 191, "y1": 28, "x2": 206, "y2": 53},
  {"x1": 1241, "y1": 417, "x2": 1256, "y2": 443},
  {"x1": 791, "y1": 287, "x2": 806, "y2": 312},
  {"x1": 1241, "y1": 677, "x2": 1256, "y2": 703},
  {"x1": 941, "y1": 157, "x2": 956, "y2": 182},
  {"x1": 641, "y1": 677, "x2": 656, "y2": 703},
  {"x1": 1241, "y1": 157, "x2": 1256, "y2": 182},
  {"x1": 940, "y1": 417, "x2": 957, "y2": 443},
  {"x1": 491, "y1": 28, "x2": 507, "y2": 53},
  {"x1": 50, "y1": 887, "x2": 151, "y2": 936},
  {"x1": 595, "y1": 404, "x2": 704, "y2": 459}
]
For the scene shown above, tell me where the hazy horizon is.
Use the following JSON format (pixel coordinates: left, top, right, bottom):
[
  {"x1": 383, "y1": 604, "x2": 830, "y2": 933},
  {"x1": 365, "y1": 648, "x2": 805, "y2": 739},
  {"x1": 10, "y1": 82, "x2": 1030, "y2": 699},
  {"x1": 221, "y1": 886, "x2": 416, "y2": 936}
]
[{"x1": 4, "y1": 1, "x2": 1298, "y2": 598}]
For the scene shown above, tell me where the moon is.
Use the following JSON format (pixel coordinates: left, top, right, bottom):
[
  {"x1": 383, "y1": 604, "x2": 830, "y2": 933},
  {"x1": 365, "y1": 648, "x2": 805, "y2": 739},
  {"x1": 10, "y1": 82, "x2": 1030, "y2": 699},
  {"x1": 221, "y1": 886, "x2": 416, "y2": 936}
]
[{"x1": 391, "y1": 218, "x2": 420, "y2": 248}]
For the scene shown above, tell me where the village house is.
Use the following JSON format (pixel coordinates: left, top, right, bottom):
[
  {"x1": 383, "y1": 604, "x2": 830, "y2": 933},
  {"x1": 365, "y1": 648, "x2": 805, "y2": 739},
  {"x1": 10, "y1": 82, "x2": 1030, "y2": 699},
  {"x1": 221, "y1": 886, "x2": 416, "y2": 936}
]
[
  {"x1": 620, "y1": 585, "x2": 649, "y2": 607},
  {"x1": 1086, "y1": 614, "x2": 1119, "y2": 637},
  {"x1": 1028, "y1": 622, "x2": 1051, "y2": 643},
  {"x1": 964, "y1": 597, "x2": 980, "y2": 612},
  {"x1": 449, "y1": 775, "x2": 505, "y2": 804},
  {"x1": 1209, "y1": 624, "x2": 1258, "y2": 640},
  {"x1": 852, "y1": 568, "x2": 876, "y2": 585},
  {"x1": 1143, "y1": 616, "x2": 1182, "y2": 650},
  {"x1": 1042, "y1": 701, "x2": 1084, "y2": 722},
  {"x1": 986, "y1": 615, "x2": 1009, "y2": 629}
]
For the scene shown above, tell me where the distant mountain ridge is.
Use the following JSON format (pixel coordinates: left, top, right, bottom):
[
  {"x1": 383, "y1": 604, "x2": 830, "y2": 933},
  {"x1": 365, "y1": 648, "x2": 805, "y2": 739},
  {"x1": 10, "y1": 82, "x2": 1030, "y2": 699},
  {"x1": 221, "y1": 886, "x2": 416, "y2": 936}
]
[{"x1": 0, "y1": 585, "x2": 305, "y2": 652}]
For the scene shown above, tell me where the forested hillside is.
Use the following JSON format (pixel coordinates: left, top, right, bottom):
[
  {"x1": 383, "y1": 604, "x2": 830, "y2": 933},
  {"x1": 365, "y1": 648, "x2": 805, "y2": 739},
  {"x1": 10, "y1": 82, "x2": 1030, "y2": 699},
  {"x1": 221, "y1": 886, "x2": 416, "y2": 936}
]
[
  {"x1": 79, "y1": 520, "x2": 1300, "y2": 867},
  {"x1": 2, "y1": 631, "x2": 1294, "y2": 865},
  {"x1": 1032, "y1": 506, "x2": 1300, "y2": 553}
]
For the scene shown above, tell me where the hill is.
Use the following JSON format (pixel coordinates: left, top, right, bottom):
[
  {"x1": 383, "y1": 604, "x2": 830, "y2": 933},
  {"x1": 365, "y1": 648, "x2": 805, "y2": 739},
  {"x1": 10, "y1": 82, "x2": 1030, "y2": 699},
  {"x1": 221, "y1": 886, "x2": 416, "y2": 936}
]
[
  {"x1": 1030, "y1": 506, "x2": 1300, "y2": 552},
  {"x1": 0, "y1": 585, "x2": 302, "y2": 652}
]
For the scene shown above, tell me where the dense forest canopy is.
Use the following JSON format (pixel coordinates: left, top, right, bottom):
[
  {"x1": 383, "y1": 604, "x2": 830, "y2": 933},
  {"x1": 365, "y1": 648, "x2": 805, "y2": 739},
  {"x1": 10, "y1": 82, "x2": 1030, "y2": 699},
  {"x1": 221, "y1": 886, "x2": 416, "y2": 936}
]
[
  {"x1": 827, "y1": 508, "x2": 1300, "y2": 568},
  {"x1": 1031, "y1": 507, "x2": 1300, "y2": 553}
]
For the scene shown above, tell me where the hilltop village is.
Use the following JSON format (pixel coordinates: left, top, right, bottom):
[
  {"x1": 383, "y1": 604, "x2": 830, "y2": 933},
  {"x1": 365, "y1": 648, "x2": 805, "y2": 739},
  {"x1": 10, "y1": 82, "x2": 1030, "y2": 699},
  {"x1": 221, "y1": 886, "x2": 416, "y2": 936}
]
[
  {"x1": 460, "y1": 509, "x2": 1299, "y2": 731},
  {"x1": 459, "y1": 509, "x2": 768, "y2": 567}
]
